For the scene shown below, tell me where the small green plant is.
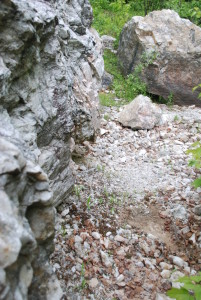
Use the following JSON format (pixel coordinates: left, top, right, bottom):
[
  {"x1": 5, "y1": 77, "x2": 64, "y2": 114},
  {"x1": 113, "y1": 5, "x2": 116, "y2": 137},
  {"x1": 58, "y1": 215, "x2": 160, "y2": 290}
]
[
  {"x1": 174, "y1": 115, "x2": 179, "y2": 122},
  {"x1": 61, "y1": 225, "x2": 67, "y2": 237},
  {"x1": 167, "y1": 272, "x2": 201, "y2": 300},
  {"x1": 86, "y1": 196, "x2": 91, "y2": 210},
  {"x1": 109, "y1": 195, "x2": 118, "y2": 205},
  {"x1": 80, "y1": 263, "x2": 87, "y2": 290},
  {"x1": 74, "y1": 185, "x2": 84, "y2": 199},
  {"x1": 140, "y1": 50, "x2": 158, "y2": 67},
  {"x1": 193, "y1": 83, "x2": 201, "y2": 99},
  {"x1": 97, "y1": 164, "x2": 105, "y2": 172},
  {"x1": 104, "y1": 187, "x2": 109, "y2": 198},
  {"x1": 104, "y1": 114, "x2": 110, "y2": 121},
  {"x1": 98, "y1": 197, "x2": 104, "y2": 204},
  {"x1": 111, "y1": 207, "x2": 115, "y2": 214},
  {"x1": 187, "y1": 141, "x2": 201, "y2": 188},
  {"x1": 167, "y1": 92, "x2": 174, "y2": 106}
]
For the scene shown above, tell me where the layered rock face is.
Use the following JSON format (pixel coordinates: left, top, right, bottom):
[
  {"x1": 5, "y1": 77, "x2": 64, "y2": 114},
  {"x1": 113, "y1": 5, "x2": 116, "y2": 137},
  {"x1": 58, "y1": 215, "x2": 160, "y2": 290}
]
[
  {"x1": 0, "y1": 0, "x2": 103, "y2": 299},
  {"x1": 118, "y1": 10, "x2": 201, "y2": 106}
]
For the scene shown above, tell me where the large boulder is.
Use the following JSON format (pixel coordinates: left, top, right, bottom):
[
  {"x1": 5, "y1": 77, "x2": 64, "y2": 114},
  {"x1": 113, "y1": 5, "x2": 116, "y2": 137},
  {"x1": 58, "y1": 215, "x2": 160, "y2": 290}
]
[
  {"x1": 117, "y1": 95, "x2": 162, "y2": 130},
  {"x1": 0, "y1": 0, "x2": 103, "y2": 299},
  {"x1": 118, "y1": 10, "x2": 201, "y2": 106}
]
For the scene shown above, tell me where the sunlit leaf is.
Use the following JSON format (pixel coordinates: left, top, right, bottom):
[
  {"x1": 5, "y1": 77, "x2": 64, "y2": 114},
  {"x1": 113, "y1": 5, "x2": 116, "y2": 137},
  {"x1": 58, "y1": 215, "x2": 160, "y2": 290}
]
[
  {"x1": 167, "y1": 287, "x2": 194, "y2": 300},
  {"x1": 192, "y1": 177, "x2": 201, "y2": 188}
]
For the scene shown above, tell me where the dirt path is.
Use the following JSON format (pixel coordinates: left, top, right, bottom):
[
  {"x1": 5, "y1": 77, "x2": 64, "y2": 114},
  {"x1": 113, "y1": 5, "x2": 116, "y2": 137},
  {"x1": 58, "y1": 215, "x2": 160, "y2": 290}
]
[{"x1": 51, "y1": 103, "x2": 201, "y2": 300}]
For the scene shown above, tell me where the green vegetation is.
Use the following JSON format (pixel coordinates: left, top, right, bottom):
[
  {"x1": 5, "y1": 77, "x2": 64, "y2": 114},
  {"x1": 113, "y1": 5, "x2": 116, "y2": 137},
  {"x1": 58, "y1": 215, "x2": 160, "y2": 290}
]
[
  {"x1": 86, "y1": 196, "x2": 91, "y2": 210},
  {"x1": 90, "y1": 0, "x2": 201, "y2": 41},
  {"x1": 167, "y1": 272, "x2": 201, "y2": 300},
  {"x1": 104, "y1": 113, "x2": 110, "y2": 121},
  {"x1": 187, "y1": 141, "x2": 201, "y2": 188},
  {"x1": 75, "y1": 263, "x2": 87, "y2": 291},
  {"x1": 167, "y1": 92, "x2": 174, "y2": 107},
  {"x1": 193, "y1": 83, "x2": 201, "y2": 99},
  {"x1": 100, "y1": 49, "x2": 156, "y2": 107},
  {"x1": 61, "y1": 225, "x2": 67, "y2": 237},
  {"x1": 174, "y1": 115, "x2": 179, "y2": 122},
  {"x1": 74, "y1": 185, "x2": 84, "y2": 199},
  {"x1": 99, "y1": 92, "x2": 119, "y2": 107},
  {"x1": 80, "y1": 263, "x2": 87, "y2": 290},
  {"x1": 90, "y1": 0, "x2": 139, "y2": 43},
  {"x1": 186, "y1": 83, "x2": 201, "y2": 189}
]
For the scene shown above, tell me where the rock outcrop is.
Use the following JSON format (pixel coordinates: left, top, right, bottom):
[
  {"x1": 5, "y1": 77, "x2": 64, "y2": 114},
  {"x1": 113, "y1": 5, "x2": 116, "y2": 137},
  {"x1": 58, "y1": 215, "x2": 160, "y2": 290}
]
[
  {"x1": 0, "y1": 0, "x2": 103, "y2": 299},
  {"x1": 117, "y1": 95, "x2": 162, "y2": 130},
  {"x1": 101, "y1": 35, "x2": 116, "y2": 52},
  {"x1": 118, "y1": 10, "x2": 201, "y2": 106}
]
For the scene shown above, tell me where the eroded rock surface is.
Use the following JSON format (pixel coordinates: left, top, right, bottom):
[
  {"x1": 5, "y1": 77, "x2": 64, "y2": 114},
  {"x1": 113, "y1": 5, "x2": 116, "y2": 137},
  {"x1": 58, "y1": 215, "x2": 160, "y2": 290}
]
[
  {"x1": 0, "y1": 138, "x2": 62, "y2": 300},
  {"x1": 118, "y1": 10, "x2": 201, "y2": 106},
  {"x1": 0, "y1": 0, "x2": 103, "y2": 298}
]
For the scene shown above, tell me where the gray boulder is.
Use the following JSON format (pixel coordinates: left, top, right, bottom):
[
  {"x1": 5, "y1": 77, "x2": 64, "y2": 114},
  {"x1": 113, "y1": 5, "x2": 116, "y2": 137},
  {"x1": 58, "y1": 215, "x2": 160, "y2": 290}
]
[
  {"x1": 118, "y1": 10, "x2": 201, "y2": 106},
  {"x1": 117, "y1": 95, "x2": 162, "y2": 130},
  {"x1": 102, "y1": 71, "x2": 114, "y2": 89},
  {"x1": 101, "y1": 35, "x2": 116, "y2": 51}
]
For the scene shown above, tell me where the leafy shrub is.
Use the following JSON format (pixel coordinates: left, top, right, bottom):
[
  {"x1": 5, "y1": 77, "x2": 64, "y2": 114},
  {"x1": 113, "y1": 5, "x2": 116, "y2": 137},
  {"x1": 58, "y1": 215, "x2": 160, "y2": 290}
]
[
  {"x1": 187, "y1": 141, "x2": 201, "y2": 188},
  {"x1": 167, "y1": 272, "x2": 201, "y2": 300},
  {"x1": 103, "y1": 49, "x2": 158, "y2": 104},
  {"x1": 186, "y1": 83, "x2": 201, "y2": 188},
  {"x1": 193, "y1": 83, "x2": 201, "y2": 99},
  {"x1": 190, "y1": 7, "x2": 201, "y2": 25},
  {"x1": 90, "y1": 0, "x2": 135, "y2": 43}
]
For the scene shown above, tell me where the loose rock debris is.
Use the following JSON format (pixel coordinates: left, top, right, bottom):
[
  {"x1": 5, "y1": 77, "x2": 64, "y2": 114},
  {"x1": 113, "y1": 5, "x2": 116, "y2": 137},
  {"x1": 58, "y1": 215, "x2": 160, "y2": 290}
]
[{"x1": 51, "y1": 103, "x2": 201, "y2": 300}]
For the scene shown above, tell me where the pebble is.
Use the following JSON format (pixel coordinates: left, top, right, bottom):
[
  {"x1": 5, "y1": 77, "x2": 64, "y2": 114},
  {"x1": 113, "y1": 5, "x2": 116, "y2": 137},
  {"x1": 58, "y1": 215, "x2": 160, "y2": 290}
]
[
  {"x1": 144, "y1": 259, "x2": 155, "y2": 270},
  {"x1": 116, "y1": 274, "x2": 124, "y2": 282},
  {"x1": 135, "y1": 261, "x2": 144, "y2": 268},
  {"x1": 100, "y1": 251, "x2": 112, "y2": 268},
  {"x1": 106, "y1": 231, "x2": 112, "y2": 237},
  {"x1": 88, "y1": 278, "x2": 99, "y2": 289},
  {"x1": 184, "y1": 266, "x2": 190, "y2": 274},
  {"x1": 180, "y1": 226, "x2": 190, "y2": 235},
  {"x1": 114, "y1": 235, "x2": 126, "y2": 243},
  {"x1": 169, "y1": 256, "x2": 188, "y2": 268},
  {"x1": 170, "y1": 271, "x2": 185, "y2": 282},
  {"x1": 194, "y1": 205, "x2": 201, "y2": 216},
  {"x1": 171, "y1": 205, "x2": 187, "y2": 220},
  {"x1": 160, "y1": 270, "x2": 171, "y2": 279},
  {"x1": 92, "y1": 232, "x2": 101, "y2": 240},
  {"x1": 189, "y1": 233, "x2": 196, "y2": 244},
  {"x1": 159, "y1": 262, "x2": 172, "y2": 270},
  {"x1": 74, "y1": 235, "x2": 83, "y2": 243},
  {"x1": 156, "y1": 293, "x2": 172, "y2": 300}
]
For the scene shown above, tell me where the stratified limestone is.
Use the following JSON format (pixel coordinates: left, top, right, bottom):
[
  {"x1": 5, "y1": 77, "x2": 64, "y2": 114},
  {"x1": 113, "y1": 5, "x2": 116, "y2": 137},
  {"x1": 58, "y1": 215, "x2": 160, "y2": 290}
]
[{"x1": 0, "y1": 0, "x2": 103, "y2": 298}]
